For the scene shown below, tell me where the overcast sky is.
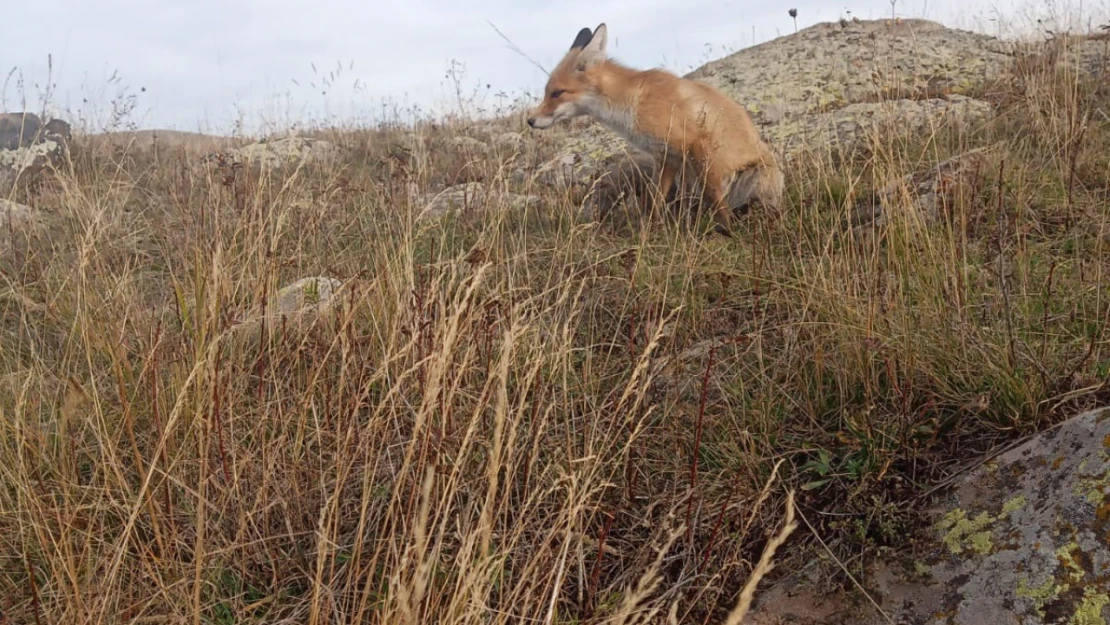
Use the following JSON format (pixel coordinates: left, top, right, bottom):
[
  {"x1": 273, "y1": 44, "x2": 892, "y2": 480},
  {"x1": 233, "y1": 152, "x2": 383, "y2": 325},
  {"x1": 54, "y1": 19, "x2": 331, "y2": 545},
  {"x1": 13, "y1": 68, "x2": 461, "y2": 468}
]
[{"x1": 2, "y1": 0, "x2": 1104, "y2": 135}]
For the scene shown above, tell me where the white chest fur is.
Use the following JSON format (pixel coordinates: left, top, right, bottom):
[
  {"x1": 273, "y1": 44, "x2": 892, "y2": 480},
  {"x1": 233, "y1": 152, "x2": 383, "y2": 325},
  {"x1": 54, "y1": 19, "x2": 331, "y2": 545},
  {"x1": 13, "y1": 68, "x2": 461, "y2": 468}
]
[{"x1": 583, "y1": 96, "x2": 667, "y2": 156}]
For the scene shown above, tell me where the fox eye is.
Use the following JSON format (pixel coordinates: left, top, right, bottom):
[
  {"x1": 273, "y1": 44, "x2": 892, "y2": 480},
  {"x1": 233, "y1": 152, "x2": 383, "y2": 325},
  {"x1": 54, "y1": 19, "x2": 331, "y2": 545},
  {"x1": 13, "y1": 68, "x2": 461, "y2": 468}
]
[{"x1": 550, "y1": 89, "x2": 566, "y2": 98}]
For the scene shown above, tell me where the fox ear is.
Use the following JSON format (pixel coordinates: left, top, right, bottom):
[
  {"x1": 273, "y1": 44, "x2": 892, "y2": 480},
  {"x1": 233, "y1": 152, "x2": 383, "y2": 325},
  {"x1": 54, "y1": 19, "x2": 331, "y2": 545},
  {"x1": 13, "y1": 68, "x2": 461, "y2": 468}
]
[
  {"x1": 570, "y1": 27, "x2": 593, "y2": 50},
  {"x1": 575, "y1": 23, "x2": 608, "y2": 71},
  {"x1": 584, "y1": 23, "x2": 608, "y2": 55}
]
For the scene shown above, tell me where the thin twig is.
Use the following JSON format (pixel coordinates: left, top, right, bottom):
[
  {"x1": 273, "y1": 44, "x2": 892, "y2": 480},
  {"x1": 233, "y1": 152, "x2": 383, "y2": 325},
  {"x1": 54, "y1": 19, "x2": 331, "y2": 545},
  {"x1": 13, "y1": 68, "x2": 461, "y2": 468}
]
[{"x1": 487, "y1": 21, "x2": 550, "y2": 76}]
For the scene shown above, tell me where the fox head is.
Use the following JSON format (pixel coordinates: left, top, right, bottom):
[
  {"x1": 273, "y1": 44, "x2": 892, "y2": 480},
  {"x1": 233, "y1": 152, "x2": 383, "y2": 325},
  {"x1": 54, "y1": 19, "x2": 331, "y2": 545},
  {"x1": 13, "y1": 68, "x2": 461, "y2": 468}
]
[{"x1": 526, "y1": 23, "x2": 608, "y2": 129}]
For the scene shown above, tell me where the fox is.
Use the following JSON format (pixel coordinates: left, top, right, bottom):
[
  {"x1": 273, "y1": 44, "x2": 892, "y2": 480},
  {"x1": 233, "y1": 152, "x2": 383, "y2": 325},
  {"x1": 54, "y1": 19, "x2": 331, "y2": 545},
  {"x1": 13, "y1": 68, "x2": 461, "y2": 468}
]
[{"x1": 526, "y1": 23, "x2": 784, "y2": 236}]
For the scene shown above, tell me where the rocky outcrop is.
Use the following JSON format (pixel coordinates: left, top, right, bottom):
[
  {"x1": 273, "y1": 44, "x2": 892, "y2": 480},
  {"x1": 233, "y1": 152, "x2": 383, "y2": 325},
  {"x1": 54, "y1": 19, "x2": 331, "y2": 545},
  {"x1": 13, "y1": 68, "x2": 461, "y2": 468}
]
[
  {"x1": 687, "y1": 18, "x2": 1010, "y2": 128},
  {"x1": 747, "y1": 406, "x2": 1110, "y2": 625},
  {"x1": 1, "y1": 112, "x2": 72, "y2": 190}
]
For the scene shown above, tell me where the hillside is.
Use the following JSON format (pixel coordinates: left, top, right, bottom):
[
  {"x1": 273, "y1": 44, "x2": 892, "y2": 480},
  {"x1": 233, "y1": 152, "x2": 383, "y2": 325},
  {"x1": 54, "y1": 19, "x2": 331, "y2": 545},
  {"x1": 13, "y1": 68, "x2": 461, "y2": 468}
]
[{"x1": 2, "y1": 17, "x2": 1110, "y2": 625}]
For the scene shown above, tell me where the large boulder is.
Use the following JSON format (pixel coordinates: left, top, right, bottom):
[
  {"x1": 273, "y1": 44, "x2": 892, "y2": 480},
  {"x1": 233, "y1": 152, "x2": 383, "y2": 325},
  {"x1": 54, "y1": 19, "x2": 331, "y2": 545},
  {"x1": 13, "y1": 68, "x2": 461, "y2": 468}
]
[
  {"x1": 0, "y1": 112, "x2": 72, "y2": 190},
  {"x1": 687, "y1": 18, "x2": 1011, "y2": 128},
  {"x1": 747, "y1": 406, "x2": 1110, "y2": 625}
]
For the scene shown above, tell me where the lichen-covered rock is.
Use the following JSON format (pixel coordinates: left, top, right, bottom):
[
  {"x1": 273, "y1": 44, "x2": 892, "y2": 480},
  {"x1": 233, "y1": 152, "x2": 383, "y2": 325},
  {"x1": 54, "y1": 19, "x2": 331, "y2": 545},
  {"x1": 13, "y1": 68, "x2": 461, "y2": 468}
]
[
  {"x1": 905, "y1": 406, "x2": 1110, "y2": 624},
  {"x1": 1011, "y1": 32, "x2": 1109, "y2": 82},
  {"x1": 85, "y1": 129, "x2": 241, "y2": 156},
  {"x1": 0, "y1": 112, "x2": 72, "y2": 190},
  {"x1": 1, "y1": 198, "x2": 36, "y2": 225},
  {"x1": 223, "y1": 276, "x2": 347, "y2": 344},
  {"x1": 1063, "y1": 34, "x2": 1108, "y2": 78},
  {"x1": 686, "y1": 18, "x2": 1010, "y2": 125},
  {"x1": 850, "y1": 144, "x2": 997, "y2": 230},
  {"x1": 1, "y1": 198, "x2": 39, "y2": 252},
  {"x1": 449, "y1": 136, "x2": 489, "y2": 153},
  {"x1": 747, "y1": 406, "x2": 1110, "y2": 625},
  {"x1": 418, "y1": 182, "x2": 489, "y2": 218},
  {"x1": 493, "y1": 132, "x2": 525, "y2": 152},
  {"x1": 531, "y1": 130, "x2": 631, "y2": 190},
  {"x1": 271, "y1": 276, "x2": 344, "y2": 316},
  {"x1": 771, "y1": 94, "x2": 994, "y2": 159},
  {"x1": 416, "y1": 182, "x2": 540, "y2": 220},
  {"x1": 203, "y1": 136, "x2": 338, "y2": 170}
]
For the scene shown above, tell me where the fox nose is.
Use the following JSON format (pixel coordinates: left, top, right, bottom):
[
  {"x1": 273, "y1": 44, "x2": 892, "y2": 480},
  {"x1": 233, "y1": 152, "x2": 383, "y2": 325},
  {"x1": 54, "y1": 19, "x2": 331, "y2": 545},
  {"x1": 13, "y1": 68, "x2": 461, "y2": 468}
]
[{"x1": 526, "y1": 117, "x2": 536, "y2": 128}]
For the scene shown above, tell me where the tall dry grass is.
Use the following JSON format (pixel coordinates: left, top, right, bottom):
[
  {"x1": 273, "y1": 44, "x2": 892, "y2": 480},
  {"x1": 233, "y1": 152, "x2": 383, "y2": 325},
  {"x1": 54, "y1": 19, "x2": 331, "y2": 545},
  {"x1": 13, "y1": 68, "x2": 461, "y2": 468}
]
[{"x1": 2, "y1": 19, "x2": 1109, "y2": 625}]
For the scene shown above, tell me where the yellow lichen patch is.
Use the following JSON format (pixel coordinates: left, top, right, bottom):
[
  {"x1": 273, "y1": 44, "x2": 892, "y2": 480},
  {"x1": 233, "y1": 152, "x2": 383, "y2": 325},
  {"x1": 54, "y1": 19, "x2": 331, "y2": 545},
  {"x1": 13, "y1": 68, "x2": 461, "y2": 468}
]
[
  {"x1": 936, "y1": 496, "x2": 1027, "y2": 556},
  {"x1": 1016, "y1": 576, "x2": 1063, "y2": 618},
  {"x1": 937, "y1": 509, "x2": 996, "y2": 555},
  {"x1": 1076, "y1": 471, "x2": 1110, "y2": 505},
  {"x1": 1002, "y1": 495, "x2": 1028, "y2": 516},
  {"x1": 1070, "y1": 588, "x2": 1109, "y2": 625},
  {"x1": 1055, "y1": 542, "x2": 1086, "y2": 583}
]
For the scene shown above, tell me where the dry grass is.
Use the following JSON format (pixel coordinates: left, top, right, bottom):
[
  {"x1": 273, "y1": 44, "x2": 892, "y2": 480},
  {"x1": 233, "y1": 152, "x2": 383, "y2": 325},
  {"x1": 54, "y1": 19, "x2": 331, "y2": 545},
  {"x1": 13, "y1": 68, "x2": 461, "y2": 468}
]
[{"x1": 2, "y1": 26, "x2": 1109, "y2": 625}]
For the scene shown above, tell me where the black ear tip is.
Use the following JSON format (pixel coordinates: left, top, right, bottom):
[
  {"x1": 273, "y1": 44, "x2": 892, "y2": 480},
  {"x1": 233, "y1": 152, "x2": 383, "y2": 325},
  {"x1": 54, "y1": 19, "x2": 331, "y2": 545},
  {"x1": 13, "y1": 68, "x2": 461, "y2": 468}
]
[{"x1": 570, "y1": 27, "x2": 593, "y2": 49}]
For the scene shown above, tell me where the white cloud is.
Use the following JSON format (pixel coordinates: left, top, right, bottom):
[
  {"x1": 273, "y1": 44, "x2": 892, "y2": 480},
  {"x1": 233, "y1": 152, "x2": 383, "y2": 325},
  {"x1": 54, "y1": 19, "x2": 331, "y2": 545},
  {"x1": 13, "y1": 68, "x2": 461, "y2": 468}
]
[{"x1": 2, "y1": 0, "x2": 1105, "y2": 133}]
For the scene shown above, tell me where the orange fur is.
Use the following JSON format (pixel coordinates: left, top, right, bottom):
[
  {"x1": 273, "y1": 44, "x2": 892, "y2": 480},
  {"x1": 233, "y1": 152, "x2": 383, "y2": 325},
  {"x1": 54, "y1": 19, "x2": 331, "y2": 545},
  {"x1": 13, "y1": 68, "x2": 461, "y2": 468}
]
[{"x1": 527, "y1": 23, "x2": 784, "y2": 236}]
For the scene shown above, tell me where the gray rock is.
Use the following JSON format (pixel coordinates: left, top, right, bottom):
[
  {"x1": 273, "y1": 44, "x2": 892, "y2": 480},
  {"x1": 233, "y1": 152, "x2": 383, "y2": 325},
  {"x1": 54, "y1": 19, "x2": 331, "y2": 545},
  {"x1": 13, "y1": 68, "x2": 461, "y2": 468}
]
[
  {"x1": 449, "y1": 136, "x2": 489, "y2": 153},
  {"x1": 419, "y1": 182, "x2": 489, "y2": 218},
  {"x1": 1013, "y1": 32, "x2": 1109, "y2": 82},
  {"x1": 850, "y1": 144, "x2": 997, "y2": 230},
  {"x1": 0, "y1": 198, "x2": 35, "y2": 225},
  {"x1": 0, "y1": 198, "x2": 46, "y2": 253},
  {"x1": 748, "y1": 406, "x2": 1110, "y2": 625},
  {"x1": 0, "y1": 112, "x2": 72, "y2": 190},
  {"x1": 416, "y1": 182, "x2": 540, "y2": 221},
  {"x1": 910, "y1": 406, "x2": 1110, "y2": 624},
  {"x1": 272, "y1": 276, "x2": 344, "y2": 316},
  {"x1": 493, "y1": 132, "x2": 525, "y2": 152},
  {"x1": 224, "y1": 276, "x2": 347, "y2": 343},
  {"x1": 1064, "y1": 34, "x2": 1108, "y2": 79}
]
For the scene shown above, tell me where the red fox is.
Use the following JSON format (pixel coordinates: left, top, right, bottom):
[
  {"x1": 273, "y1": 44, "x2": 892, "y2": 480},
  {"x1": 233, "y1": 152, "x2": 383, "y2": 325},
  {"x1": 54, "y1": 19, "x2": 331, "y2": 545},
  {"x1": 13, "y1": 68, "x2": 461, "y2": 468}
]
[{"x1": 526, "y1": 23, "x2": 784, "y2": 236}]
